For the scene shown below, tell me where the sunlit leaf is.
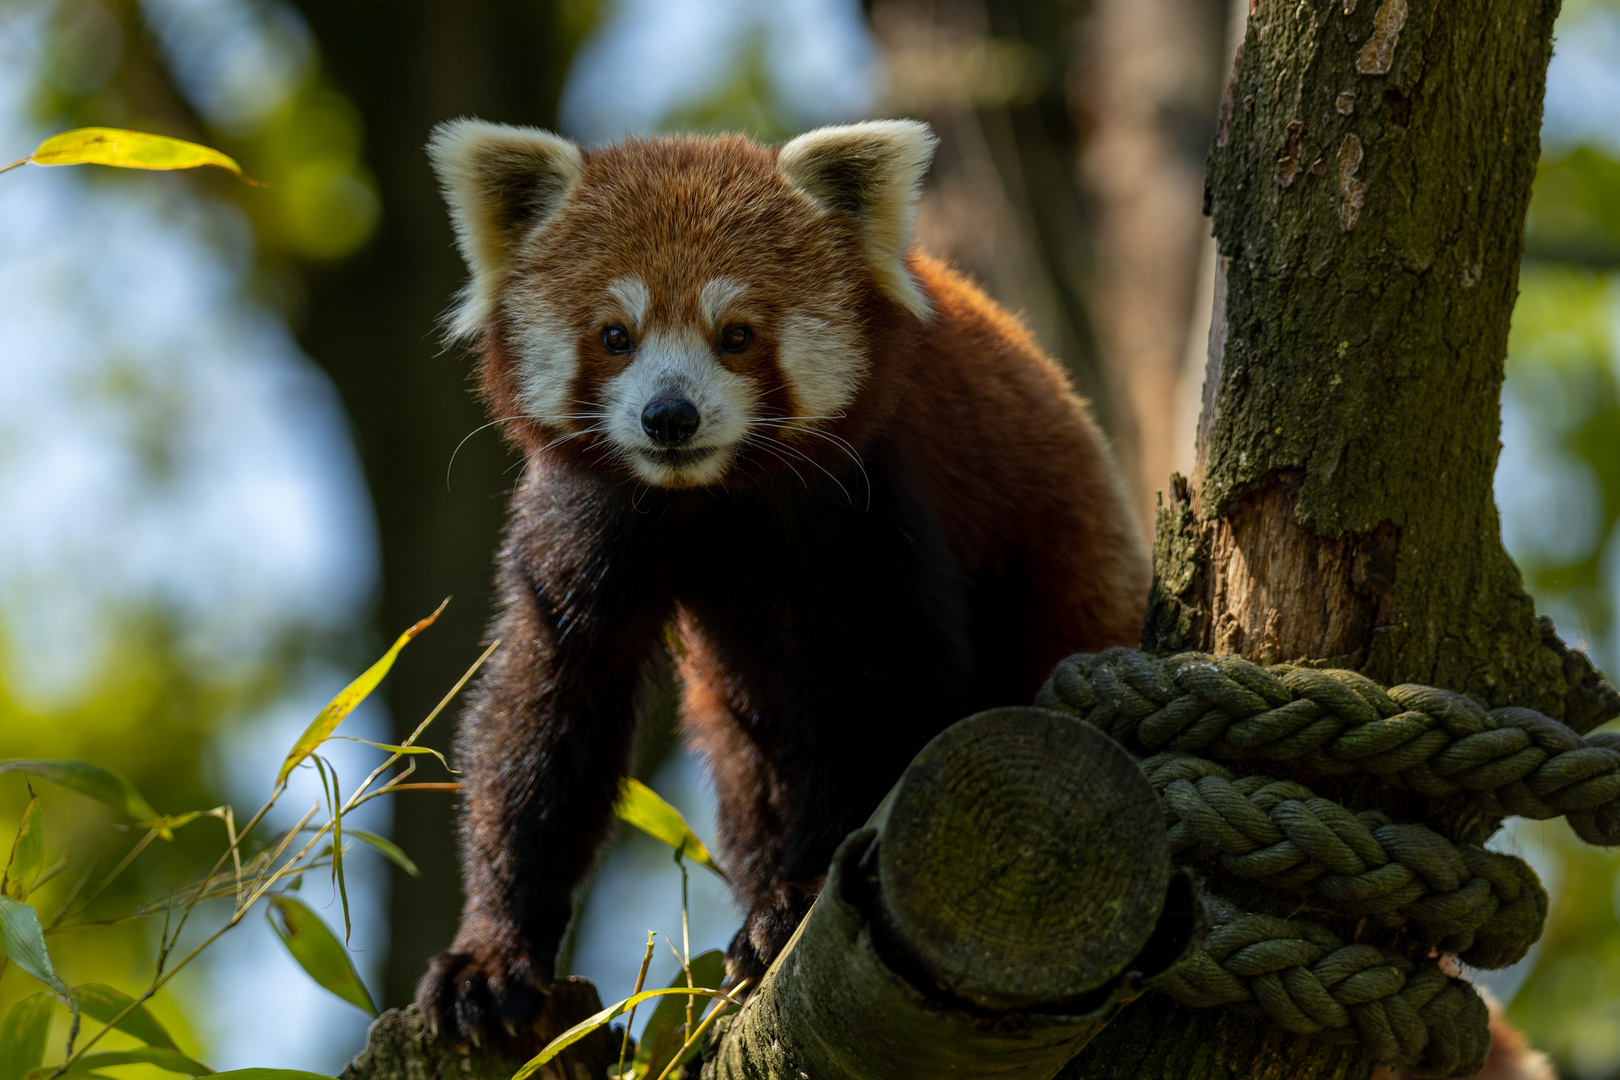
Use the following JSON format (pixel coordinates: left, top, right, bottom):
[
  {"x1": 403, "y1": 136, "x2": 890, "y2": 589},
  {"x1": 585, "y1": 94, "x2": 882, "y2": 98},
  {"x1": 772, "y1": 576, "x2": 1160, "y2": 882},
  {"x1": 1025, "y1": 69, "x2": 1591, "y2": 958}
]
[
  {"x1": 17, "y1": 128, "x2": 256, "y2": 184},
  {"x1": 631, "y1": 951, "x2": 727, "y2": 1080},
  {"x1": 0, "y1": 761, "x2": 158, "y2": 824},
  {"x1": 75, "y1": 984, "x2": 178, "y2": 1049},
  {"x1": 0, "y1": 993, "x2": 54, "y2": 1080},
  {"x1": 276, "y1": 600, "x2": 448, "y2": 788},
  {"x1": 135, "y1": 811, "x2": 210, "y2": 833},
  {"x1": 613, "y1": 779, "x2": 726, "y2": 880},
  {"x1": 3, "y1": 791, "x2": 42, "y2": 900},
  {"x1": 0, "y1": 895, "x2": 67, "y2": 995},
  {"x1": 330, "y1": 737, "x2": 450, "y2": 770},
  {"x1": 324, "y1": 764, "x2": 351, "y2": 943},
  {"x1": 54, "y1": 1049, "x2": 211, "y2": 1077},
  {"x1": 512, "y1": 986, "x2": 738, "y2": 1080},
  {"x1": 205, "y1": 1072, "x2": 338, "y2": 1080},
  {"x1": 347, "y1": 830, "x2": 419, "y2": 877},
  {"x1": 265, "y1": 896, "x2": 376, "y2": 1016}
]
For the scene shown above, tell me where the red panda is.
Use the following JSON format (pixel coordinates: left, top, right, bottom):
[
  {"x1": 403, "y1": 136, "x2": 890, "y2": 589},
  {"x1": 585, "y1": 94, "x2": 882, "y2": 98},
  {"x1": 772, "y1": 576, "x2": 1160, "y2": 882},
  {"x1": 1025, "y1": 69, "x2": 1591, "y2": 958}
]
[{"x1": 416, "y1": 118, "x2": 1149, "y2": 1043}]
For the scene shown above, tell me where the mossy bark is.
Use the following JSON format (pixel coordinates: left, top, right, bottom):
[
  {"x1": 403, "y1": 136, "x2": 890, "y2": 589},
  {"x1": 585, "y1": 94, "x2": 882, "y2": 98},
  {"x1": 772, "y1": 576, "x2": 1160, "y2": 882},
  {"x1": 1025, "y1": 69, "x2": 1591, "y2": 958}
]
[
  {"x1": 1063, "y1": 0, "x2": 1568, "y2": 1077},
  {"x1": 704, "y1": 709, "x2": 1197, "y2": 1080},
  {"x1": 1143, "y1": 0, "x2": 1566, "y2": 707}
]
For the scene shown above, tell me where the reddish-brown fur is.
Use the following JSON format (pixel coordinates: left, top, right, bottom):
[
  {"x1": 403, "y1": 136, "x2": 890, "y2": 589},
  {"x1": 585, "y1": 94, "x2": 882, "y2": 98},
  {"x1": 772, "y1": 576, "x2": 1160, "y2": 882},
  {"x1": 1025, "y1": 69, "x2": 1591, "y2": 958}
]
[{"x1": 418, "y1": 127, "x2": 1148, "y2": 1046}]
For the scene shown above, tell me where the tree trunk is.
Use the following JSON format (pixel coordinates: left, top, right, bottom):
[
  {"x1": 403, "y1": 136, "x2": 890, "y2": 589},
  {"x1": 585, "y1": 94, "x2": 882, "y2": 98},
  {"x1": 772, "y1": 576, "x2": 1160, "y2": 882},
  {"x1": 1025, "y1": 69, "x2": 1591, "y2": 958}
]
[
  {"x1": 1062, "y1": 0, "x2": 1570, "y2": 1076},
  {"x1": 282, "y1": 0, "x2": 591, "y2": 1011}
]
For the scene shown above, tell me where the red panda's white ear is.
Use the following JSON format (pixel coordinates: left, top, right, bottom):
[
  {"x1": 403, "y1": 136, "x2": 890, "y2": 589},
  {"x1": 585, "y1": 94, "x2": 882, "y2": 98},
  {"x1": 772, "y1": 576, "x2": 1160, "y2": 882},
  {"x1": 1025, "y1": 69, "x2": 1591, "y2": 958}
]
[
  {"x1": 427, "y1": 119, "x2": 584, "y2": 340},
  {"x1": 778, "y1": 119, "x2": 938, "y2": 321}
]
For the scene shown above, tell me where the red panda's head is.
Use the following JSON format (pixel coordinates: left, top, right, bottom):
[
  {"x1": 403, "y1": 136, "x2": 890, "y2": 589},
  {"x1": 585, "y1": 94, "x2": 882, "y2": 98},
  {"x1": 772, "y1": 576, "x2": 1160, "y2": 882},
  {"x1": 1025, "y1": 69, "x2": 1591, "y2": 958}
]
[{"x1": 427, "y1": 120, "x2": 937, "y2": 488}]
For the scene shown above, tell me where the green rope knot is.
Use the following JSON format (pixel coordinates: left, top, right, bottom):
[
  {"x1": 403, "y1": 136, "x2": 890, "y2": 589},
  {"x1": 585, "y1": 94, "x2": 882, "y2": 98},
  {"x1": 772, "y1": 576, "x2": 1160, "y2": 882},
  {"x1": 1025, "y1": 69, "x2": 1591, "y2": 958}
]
[
  {"x1": 1037, "y1": 647, "x2": 1620, "y2": 844},
  {"x1": 1163, "y1": 902, "x2": 1490, "y2": 1078},
  {"x1": 1141, "y1": 752, "x2": 1548, "y2": 969}
]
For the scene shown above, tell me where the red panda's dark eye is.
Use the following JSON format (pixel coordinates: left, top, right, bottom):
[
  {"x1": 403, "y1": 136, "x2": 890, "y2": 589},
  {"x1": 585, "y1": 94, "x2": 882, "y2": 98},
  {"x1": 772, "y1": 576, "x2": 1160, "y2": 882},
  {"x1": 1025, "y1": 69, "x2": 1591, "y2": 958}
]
[
  {"x1": 719, "y1": 324, "x2": 752, "y2": 353},
  {"x1": 602, "y1": 325, "x2": 632, "y2": 353}
]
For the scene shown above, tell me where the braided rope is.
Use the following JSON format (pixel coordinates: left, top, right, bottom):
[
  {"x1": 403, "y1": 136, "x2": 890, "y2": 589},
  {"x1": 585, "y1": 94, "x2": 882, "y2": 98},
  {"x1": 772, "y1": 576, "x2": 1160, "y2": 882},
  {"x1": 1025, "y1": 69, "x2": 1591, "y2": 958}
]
[
  {"x1": 1162, "y1": 901, "x2": 1490, "y2": 1078},
  {"x1": 1142, "y1": 752, "x2": 1548, "y2": 969},
  {"x1": 1037, "y1": 648, "x2": 1620, "y2": 844}
]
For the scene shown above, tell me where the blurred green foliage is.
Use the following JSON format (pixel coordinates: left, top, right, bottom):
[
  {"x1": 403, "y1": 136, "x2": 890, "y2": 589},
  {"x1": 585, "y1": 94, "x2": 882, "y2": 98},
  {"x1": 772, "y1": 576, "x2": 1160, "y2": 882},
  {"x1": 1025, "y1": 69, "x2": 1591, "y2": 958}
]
[
  {"x1": 1500, "y1": 136, "x2": 1620, "y2": 1078},
  {"x1": 36, "y1": 0, "x2": 378, "y2": 266},
  {"x1": 0, "y1": 0, "x2": 385, "y2": 1065},
  {"x1": 1527, "y1": 149, "x2": 1620, "y2": 268}
]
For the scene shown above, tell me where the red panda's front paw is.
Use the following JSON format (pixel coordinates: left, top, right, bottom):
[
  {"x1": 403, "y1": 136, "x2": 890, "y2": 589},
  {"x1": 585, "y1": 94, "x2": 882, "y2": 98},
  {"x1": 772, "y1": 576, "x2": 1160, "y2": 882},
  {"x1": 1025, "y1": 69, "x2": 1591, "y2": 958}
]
[{"x1": 415, "y1": 949, "x2": 549, "y2": 1049}]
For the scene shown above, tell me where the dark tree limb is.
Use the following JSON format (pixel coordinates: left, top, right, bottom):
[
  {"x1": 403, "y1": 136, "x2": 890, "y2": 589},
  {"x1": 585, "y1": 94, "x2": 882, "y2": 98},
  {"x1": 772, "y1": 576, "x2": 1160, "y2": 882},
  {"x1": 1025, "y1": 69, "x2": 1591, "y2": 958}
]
[{"x1": 705, "y1": 707, "x2": 1197, "y2": 1080}]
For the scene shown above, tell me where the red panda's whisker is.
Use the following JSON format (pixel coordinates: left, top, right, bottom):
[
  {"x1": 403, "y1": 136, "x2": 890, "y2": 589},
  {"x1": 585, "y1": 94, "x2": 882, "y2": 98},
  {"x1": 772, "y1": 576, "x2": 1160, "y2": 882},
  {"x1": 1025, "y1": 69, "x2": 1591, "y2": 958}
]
[
  {"x1": 741, "y1": 434, "x2": 810, "y2": 491},
  {"x1": 746, "y1": 432, "x2": 855, "y2": 508},
  {"x1": 447, "y1": 415, "x2": 533, "y2": 490},
  {"x1": 790, "y1": 429, "x2": 871, "y2": 509}
]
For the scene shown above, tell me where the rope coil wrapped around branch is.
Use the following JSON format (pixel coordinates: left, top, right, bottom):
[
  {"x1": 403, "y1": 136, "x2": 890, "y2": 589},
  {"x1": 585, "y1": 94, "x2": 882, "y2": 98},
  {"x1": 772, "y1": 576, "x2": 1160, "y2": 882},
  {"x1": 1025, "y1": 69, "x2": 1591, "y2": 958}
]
[
  {"x1": 1032, "y1": 648, "x2": 1610, "y2": 1076},
  {"x1": 1141, "y1": 753, "x2": 1547, "y2": 969},
  {"x1": 1163, "y1": 899, "x2": 1491, "y2": 1078},
  {"x1": 1037, "y1": 647, "x2": 1620, "y2": 845}
]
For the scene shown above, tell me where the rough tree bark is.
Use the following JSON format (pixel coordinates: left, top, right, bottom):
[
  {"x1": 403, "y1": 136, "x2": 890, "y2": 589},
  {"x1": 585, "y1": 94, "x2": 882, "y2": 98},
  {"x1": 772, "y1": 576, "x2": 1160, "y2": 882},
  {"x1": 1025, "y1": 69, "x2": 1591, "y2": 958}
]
[
  {"x1": 705, "y1": 708, "x2": 1194, "y2": 1080},
  {"x1": 1059, "y1": 0, "x2": 1592, "y2": 1077}
]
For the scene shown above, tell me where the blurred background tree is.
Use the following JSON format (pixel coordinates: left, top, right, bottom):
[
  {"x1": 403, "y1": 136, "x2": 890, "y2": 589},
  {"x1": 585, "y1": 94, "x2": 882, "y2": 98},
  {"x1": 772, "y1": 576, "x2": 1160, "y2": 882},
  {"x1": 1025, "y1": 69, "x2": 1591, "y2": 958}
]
[{"x1": 2, "y1": 0, "x2": 1619, "y2": 1075}]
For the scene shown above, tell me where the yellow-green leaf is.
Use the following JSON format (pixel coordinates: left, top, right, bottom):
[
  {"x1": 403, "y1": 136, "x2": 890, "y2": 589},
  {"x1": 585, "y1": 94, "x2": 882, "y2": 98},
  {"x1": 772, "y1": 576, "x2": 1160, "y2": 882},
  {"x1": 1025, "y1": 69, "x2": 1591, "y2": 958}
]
[
  {"x1": 276, "y1": 600, "x2": 448, "y2": 788},
  {"x1": 330, "y1": 737, "x2": 450, "y2": 770},
  {"x1": 613, "y1": 779, "x2": 726, "y2": 881},
  {"x1": 0, "y1": 895, "x2": 67, "y2": 995},
  {"x1": 55, "y1": 1049, "x2": 211, "y2": 1078},
  {"x1": 75, "y1": 984, "x2": 177, "y2": 1049},
  {"x1": 512, "y1": 986, "x2": 737, "y2": 1080},
  {"x1": 631, "y1": 950, "x2": 727, "y2": 1080},
  {"x1": 266, "y1": 896, "x2": 376, "y2": 1016},
  {"x1": 0, "y1": 993, "x2": 54, "y2": 1080},
  {"x1": 0, "y1": 761, "x2": 159, "y2": 824},
  {"x1": 23, "y1": 128, "x2": 256, "y2": 184},
  {"x1": 3, "y1": 791, "x2": 42, "y2": 900},
  {"x1": 205, "y1": 1072, "x2": 338, "y2": 1080}
]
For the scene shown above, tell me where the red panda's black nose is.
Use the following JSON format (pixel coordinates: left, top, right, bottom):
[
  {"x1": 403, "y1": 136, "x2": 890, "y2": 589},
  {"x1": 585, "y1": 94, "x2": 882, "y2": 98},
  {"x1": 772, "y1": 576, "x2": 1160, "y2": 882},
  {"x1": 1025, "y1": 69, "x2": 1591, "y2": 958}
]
[{"x1": 641, "y1": 396, "x2": 701, "y2": 447}]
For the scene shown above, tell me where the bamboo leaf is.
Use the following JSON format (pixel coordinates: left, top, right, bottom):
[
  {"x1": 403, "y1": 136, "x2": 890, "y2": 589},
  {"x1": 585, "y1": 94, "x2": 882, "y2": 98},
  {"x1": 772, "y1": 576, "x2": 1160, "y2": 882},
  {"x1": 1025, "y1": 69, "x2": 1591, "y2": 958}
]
[
  {"x1": 74, "y1": 984, "x2": 178, "y2": 1049},
  {"x1": 54, "y1": 1049, "x2": 211, "y2": 1077},
  {"x1": 329, "y1": 738, "x2": 450, "y2": 770},
  {"x1": 0, "y1": 993, "x2": 54, "y2": 1080},
  {"x1": 276, "y1": 600, "x2": 448, "y2": 788},
  {"x1": 18, "y1": 128, "x2": 256, "y2": 184},
  {"x1": 612, "y1": 780, "x2": 726, "y2": 881},
  {"x1": 3, "y1": 791, "x2": 42, "y2": 900},
  {"x1": 511, "y1": 986, "x2": 738, "y2": 1080},
  {"x1": 347, "y1": 830, "x2": 419, "y2": 877},
  {"x1": 631, "y1": 951, "x2": 727, "y2": 1080},
  {"x1": 326, "y1": 766, "x2": 350, "y2": 943},
  {"x1": 265, "y1": 896, "x2": 376, "y2": 1016},
  {"x1": 0, "y1": 761, "x2": 158, "y2": 825},
  {"x1": 0, "y1": 896, "x2": 67, "y2": 995}
]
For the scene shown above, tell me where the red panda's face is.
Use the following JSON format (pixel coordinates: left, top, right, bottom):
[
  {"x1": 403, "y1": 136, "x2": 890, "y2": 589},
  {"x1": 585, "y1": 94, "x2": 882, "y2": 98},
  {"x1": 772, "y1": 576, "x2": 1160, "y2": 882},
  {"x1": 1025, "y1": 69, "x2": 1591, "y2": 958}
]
[{"x1": 429, "y1": 121, "x2": 937, "y2": 488}]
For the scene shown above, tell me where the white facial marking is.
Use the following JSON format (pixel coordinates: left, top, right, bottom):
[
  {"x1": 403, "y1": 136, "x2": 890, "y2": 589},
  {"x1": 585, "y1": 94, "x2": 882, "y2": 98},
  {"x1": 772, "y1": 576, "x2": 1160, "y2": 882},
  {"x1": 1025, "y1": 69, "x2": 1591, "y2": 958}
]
[
  {"x1": 776, "y1": 312, "x2": 867, "y2": 420},
  {"x1": 606, "y1": 276, "x2": 650, "y2": 329},
  {"x1": 699, "y1": 277, "x2": 748, "y2": 328},
  {"x1": 506, "y1": 298, "x2": 579, "y2": 427},
  {"x1": 602, "y1": 328, "x2": 757, "y2": 486}
]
